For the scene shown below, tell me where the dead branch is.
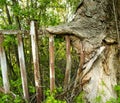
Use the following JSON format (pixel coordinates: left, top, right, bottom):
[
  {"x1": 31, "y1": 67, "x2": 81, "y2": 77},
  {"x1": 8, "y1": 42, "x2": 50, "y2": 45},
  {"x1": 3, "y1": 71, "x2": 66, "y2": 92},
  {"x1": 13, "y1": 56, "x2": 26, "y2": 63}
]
[
  {"x1": 0, "y1": 28, "x2": 48, "y2": 35},
  {"x1": 81, "y1": 46, "x2": 105, "y2": 79}
]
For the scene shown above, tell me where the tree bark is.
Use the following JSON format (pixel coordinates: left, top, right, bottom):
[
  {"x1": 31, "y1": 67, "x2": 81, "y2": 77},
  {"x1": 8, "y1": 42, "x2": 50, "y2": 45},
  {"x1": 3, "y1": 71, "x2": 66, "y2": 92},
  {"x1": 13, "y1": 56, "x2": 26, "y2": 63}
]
[
  {"x1": 0, "y1": 35, "x2": 10, "y2": 93},
  {"x1": 30, "y1": 21, "x2": 43, "y2": 103},
  {"x1": 17, "y1": 34, "x2": 29, "y2": 101},
  {"x1": 46, "y1": 0, "x2": 120, "y2": 102},
  {"x1": 64, "y1": 36, "x2": 71, "y2": 89},
  {"x1": 49, "y1": 35, "x2": 55, "y2": 93}
]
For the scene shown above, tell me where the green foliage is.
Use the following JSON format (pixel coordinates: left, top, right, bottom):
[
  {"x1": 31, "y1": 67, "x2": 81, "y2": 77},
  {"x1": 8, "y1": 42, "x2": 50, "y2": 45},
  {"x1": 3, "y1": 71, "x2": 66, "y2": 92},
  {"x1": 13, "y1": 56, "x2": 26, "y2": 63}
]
[
  {"x1": 44, "y1": 95, "x2": 66, "y2": 103},
  {"x1": 94, "y1": 96, "x2": 102, "y2": 103},
  {"x1": 0, "y1": 93, "x2": 25, "y2": 103},
  {"x1": 110, "y1": 84, "x2": 120, "y2": 103},
  {"x1": 44, "y1": 88, "x2": 66, "y2": 103},
  {"x1": 29, "y1": 86, "x2": 35, "y2": 93},
  {"x1": 92, "y1": 84, "x2": 120, "y2": 103},
  {"x1": 114, "y1": 85, "x2": 120, "y2": 97},
  {"x1": 114, "y1": 85, "x2": 120, "y2": 91},
  {"x1": 54, "y1": 37, "x2": 66, "y2": 85},
  {"x1": 0, "y1": 0, "x2": 80, "y2": 29},
  {"x1": 44, "y1": 87, "x2": 63, "y2": 97},
  {"x1": 106, "y1": 98, "x2": 118, "y2": 103},
  {"x1": 3, "y1": 35, "x2": 17, "y2": 48},
  {"x1": 11, "y1": 4, "x2": 21, "y2": 16},
  {"x1": 10, "y1": 79, "x2": 22, "y2": 94},
  {"x1": 0, "y1": 0, "x2": 6, "y2": 6},
  {"x1": 2, "y1": 25, "x2": 19, "y2": 30},
  {"x1": 74, "y1": 91, "x2": 85, "y2": 103}
]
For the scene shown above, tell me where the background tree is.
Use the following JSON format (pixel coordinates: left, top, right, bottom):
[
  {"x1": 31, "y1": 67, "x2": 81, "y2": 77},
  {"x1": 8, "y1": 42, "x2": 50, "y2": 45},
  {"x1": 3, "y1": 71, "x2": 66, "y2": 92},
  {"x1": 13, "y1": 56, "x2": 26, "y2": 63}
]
[{"x1": 0, "y1": 0, "x2": 80, "y2": 102}]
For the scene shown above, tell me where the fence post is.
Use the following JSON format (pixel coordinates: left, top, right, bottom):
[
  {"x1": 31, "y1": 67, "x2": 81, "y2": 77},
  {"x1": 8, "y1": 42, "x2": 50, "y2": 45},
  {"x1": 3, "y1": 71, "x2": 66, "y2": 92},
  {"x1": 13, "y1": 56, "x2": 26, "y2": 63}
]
[
  {"x1": 0, "y1": 35, "x2": 10, "y2": 93},
  {"x1": 17, "y1": 34, "x2": 29, "y2": 101},
  {"x1": 49, "y1": 35, "x2": 55, "y2": 93},
  {"x1": 64, "y1": 36, "x2": 71, "y2": 89},
  {"x1": 30, "y1": 21, "x2": 42, "y2": 103}
]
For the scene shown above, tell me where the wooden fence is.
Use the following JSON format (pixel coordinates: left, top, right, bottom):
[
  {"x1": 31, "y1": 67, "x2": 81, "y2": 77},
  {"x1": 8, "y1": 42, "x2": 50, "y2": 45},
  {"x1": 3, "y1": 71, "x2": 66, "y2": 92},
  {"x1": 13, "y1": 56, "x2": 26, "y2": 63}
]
[{"x1": 0, "y1": 21, "x2": 71, "y2": 103}]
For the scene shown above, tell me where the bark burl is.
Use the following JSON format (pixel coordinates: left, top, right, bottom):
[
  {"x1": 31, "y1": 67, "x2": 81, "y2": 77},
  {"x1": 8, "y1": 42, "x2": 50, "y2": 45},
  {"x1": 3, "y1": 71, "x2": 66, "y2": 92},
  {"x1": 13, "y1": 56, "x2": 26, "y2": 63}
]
[{"x1": 47, "y1": 0, "x2": 120, "y2": 102}]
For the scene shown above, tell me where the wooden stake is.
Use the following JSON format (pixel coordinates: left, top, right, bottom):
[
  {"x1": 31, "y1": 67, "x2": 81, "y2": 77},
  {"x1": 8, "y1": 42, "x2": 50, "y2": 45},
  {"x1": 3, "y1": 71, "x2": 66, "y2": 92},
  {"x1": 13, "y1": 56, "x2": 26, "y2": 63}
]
[
  {"x1": 17, "y1": 34, "x2": 29, "y2": 101},
  {"x1": 64, "y1": 36, "x2": 71, "y2": 89},
  {"x1": 49, "y1": 35, "x2": 55, "y2": 93},
  {"x1": 0, "y1": 35, "x2": 10, "y2": 93},
  {"x1": 30, "y1": 21, "x2": 42, "y2": 103}
]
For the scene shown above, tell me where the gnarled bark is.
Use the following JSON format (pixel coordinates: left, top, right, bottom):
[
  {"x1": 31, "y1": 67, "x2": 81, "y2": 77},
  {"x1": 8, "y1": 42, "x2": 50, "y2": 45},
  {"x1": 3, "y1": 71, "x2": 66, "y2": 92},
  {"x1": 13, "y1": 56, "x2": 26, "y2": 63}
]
[{"x1": 46, "y1": 0, "x2": 120, "y2": 102}]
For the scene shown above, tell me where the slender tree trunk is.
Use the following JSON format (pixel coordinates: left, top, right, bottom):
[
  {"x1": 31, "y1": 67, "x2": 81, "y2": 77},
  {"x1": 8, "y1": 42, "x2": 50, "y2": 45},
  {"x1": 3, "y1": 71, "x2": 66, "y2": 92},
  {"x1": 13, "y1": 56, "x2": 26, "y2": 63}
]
[
  {"x1": 0, "y1": 35, "x2": 10, "y2": 93},
  {"x1": 5, "y1": 3, "x2": 12, "y2": 25},
  {"x1": 49, "y1": 35, "x2": 55, "y2": 93},
  {"x1": 30, "y1": 21, "x2": 43, "y2": 103},
  {"x1": 17, "y1": 34, "x2": 29, "y2": 101},
  {"x1": 64, "y1": 36, "x2": 71, "y2": 89}
]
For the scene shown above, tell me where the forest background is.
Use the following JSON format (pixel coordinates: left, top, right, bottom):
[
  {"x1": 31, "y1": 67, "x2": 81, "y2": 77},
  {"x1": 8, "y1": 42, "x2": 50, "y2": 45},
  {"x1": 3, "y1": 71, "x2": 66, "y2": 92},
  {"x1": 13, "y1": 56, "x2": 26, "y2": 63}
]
[
  {"x1": 1, "y1": 0, "x2": 120, "y2": 103},
  {"x1": 0, "y1": 0, "x2": 80, "y2": 103}
]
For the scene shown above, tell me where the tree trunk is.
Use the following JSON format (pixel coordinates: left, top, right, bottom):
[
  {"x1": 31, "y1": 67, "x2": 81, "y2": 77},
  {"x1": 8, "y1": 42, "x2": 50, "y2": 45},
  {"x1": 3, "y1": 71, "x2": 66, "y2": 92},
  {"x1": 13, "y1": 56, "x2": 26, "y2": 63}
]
[
  {"x1": 49, "y1": 35, "x2": 55, "y2": 93},
  {"x1": 46, "y1": 0, "x2": 120, "y2": 102},
  {"x1": 64, "y1": 36, "x2": 71, "y2": 89},
  {"x1": 0, "y1": 35, "x2": 10, "y2": 93},
  {"x1": 30, "y1": 21, "x2": 43, "y2": 103},
  {"x1": 17, "y1": 34, "x2": 29, "y2": 101}
]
